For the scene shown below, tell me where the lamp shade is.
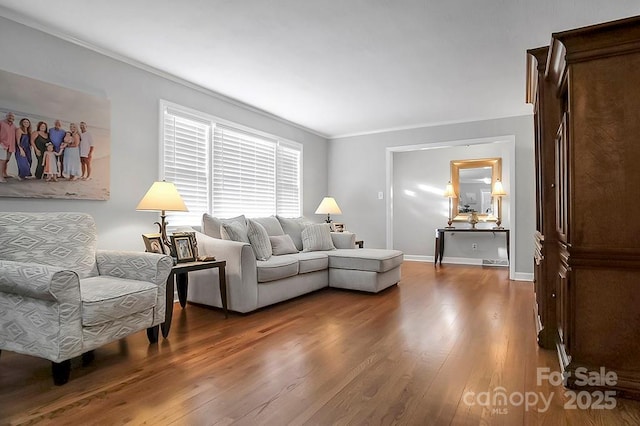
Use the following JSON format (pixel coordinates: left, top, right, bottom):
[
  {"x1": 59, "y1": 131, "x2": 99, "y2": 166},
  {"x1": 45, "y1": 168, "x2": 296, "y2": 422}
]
[
  {"x1": 136, "y1": 181, "x2": 188, "y2": 212},
  {"x1": 443, "y1": 181, "x2": 457, "y2": 198},
  {"x1": 492, "y1": 179, "x2": 507, "y2": 197},
  {"x1": 315, "y1": 197, "x2": 342, "y2": 215}
]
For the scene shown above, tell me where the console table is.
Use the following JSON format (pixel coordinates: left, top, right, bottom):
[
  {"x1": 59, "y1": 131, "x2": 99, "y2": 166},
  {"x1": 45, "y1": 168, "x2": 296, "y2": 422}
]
[
  {"x1": 161, "y1": 260, "x2": 227, "y2": 338},
  {"x1": 434, "y1": 228, "x2": 509, "y2": 266}
]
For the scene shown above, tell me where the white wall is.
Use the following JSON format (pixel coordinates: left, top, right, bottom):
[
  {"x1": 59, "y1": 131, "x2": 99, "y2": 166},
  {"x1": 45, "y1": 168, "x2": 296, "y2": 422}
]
[
  {"x1": 0, "y1": 17, "x2": 328, "y2": 251},
  {"x1": 328, "y1": 115, "x2": 535, "y2": 278},
  {"x1": 393, "y1": 142, "x2": 510, "y2": 262}
]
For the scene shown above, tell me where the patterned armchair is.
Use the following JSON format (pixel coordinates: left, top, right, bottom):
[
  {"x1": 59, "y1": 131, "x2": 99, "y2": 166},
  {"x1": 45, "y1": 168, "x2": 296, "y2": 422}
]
[{"x1": 0, "y1": 212, "x2": 173, "y2": 385}]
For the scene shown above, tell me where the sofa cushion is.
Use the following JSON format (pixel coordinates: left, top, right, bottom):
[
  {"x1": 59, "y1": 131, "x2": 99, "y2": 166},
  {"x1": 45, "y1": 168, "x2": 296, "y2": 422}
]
[
  {"x1": 252, "y1": 216, "x2": 285, "y2": 236},
  {"x1": 202, "y1": 213, "x2": 246, "y2": 239},
  {"x1": 293, "y1": 251, "x2": 329, "y2": 274},
  {"x1": 247, "y1": 219, "x2": 272, "y2": 261},
  {"x1": 256, "y1": 255, "x2": 299, "y2": 283},
  {"x1": 221, "y1": 221, "x2": 250, "y2": 243},
  {"x1": 331, "y1": 231, "x2": 356, "y2": 249},
  {"x1": 328, "y1": 249, "x2": 404, "y2": 273},
  {"x1": 80, "y1": 276, "x2": 158, "y2": 326},
  {"x1": 276, "y1": 216, "x2": 313, "y2": 251},
  {"x1": 301, "y1": 223, "x2": 336, "y2": 252},
  {"x1": 270, "y1": 234, "x2": 299, "y2": 255}
]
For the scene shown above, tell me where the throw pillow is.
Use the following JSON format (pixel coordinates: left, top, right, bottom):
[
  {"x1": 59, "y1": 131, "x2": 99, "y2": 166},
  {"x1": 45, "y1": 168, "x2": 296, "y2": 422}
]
[
  {"x1": 247, "y1": 219, "x2": 272, "y2": 261},
  {"x1": 276, "y1": 215, "x2": 313, "y2": 251},
  {"x1": 269, "y1": 234, "x2": 299, "y2": 255},
  {"x1": 202, "y1": 213, "x2": 246, "y2": 239},
  {"x1": 220, "y1": 221, "x2": 250, "y2": 243},
  {"x1": 252, "y1": 216, "x2": 285, "y2": 236},
  {"x1": 301, "y1": 223, "x2": 336, "y2": 252}
]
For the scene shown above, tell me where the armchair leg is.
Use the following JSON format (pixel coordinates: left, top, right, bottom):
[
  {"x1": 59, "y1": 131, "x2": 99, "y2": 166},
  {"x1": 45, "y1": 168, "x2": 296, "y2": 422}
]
[
  {"x1": 51, "y1": 360, "x2": 71, "y2": 385},
  {"x1": 146, "y1": 325, "x2": 159, "y2": 344},
  {"x1": 82, "y1": 350, "x2": 95, "y2": 366}
]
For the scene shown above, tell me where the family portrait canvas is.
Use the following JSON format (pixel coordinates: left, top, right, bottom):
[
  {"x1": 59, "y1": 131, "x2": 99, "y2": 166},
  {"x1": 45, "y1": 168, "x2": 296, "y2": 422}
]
[{"x1": 0, "y1": 69, "x2": 110, "y2": 200}]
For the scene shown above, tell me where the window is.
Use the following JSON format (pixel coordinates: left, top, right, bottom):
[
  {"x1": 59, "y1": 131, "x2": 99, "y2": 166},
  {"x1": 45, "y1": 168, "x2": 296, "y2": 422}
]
[{"x1": 160, "y1": 101, "x2": 302, "y2": 226}]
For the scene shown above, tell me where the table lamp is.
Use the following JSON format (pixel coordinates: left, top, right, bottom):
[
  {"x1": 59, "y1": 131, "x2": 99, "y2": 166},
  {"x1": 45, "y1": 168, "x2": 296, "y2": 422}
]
[
  {"x1": 443, "y1": 181, "x2": 457, "y2": 228},
  {"x1": 315, "y1": 197, "x2": 342, "y2": 223},
  {"x1": 136, "y1": 181, "x2": 188, "y2": 247},
  {"x1": 492, "y1": 179, "x2": 507, "y2": 229}
]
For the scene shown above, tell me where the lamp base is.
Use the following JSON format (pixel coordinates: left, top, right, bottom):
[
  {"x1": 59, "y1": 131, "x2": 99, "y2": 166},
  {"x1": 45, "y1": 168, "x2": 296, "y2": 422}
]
[{"x1": 155, "y1": 210, "x2": 172, "y2": 249}]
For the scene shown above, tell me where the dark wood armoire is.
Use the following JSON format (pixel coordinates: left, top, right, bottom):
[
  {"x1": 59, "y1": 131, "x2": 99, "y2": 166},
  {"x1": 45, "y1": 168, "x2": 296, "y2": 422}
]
[{"x1": 527, "y1": 16, "x2": 640, "y2": 398}]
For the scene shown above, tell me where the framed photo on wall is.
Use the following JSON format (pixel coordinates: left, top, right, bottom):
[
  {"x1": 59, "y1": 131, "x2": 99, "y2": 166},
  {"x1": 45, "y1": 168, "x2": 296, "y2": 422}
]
[
  {"x1": 142, "y1": 233, "x2": 165, "y2": 254},
  {"x1": 0, "y1": 69, "x2": 111, "y2": 200},
  {"x1": 170, "y1": 234, "x2": 195, "y2": 263}
]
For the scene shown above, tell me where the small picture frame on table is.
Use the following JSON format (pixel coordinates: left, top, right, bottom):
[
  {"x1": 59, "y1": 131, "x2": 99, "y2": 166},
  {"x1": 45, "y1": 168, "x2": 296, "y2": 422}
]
[
  {"x1": 333, "y1": 222, "x2": 345, "y2": 232},
  {"x1": 142, "y1": 233, "x2": 165, "y2": 254},
  {"x1": 171, "y1": 231, "x2": 198, "y2": 258},
  {"x1": 170, "y1": 234, "x2": 196, "y2": 263}
]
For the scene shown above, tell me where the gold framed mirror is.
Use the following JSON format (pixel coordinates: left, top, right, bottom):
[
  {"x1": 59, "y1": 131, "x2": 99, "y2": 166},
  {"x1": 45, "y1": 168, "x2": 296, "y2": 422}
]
[{"x1": 451, "y1": 157, "x2": 502, "y2": 222}]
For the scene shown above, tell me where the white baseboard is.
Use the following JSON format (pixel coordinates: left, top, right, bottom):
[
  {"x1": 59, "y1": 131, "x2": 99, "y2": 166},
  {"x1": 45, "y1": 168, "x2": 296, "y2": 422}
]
[
  {"x1": 513, "y1": 272, "x2": 534, "y2": 282},
  {"x1": 404, "y1": 255, "x2": 432, "y2": 262},
  {"x1": 403, "y1": 255, "x2": 533, "y2": 281}
]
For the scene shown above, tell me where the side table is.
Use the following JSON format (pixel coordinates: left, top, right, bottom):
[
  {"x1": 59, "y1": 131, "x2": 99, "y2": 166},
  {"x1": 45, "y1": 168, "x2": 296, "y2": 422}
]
[{"x1": 161, "y1": 260, "x2": 227, "y2": 338}]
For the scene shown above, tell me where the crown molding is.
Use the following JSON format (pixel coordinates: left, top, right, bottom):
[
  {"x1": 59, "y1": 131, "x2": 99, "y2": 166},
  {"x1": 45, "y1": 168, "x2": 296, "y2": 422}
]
[{"x1": 330, "y1": 113, "x2": 533, "y2": 140}]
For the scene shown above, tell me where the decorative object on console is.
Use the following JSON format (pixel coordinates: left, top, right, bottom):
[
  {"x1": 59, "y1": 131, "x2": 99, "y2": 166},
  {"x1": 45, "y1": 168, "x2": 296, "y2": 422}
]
[
  {"x1": 136, "y1": 181, "x2": 188, "y2": 249},
  {"x1": 443, "y1": 181, "x2": 457, "y2": 228},
  {"x1": 142, "y1": 233, "x2": 165, "y2": 254},
  {"x1": 315, "y1": 196, "x2": 342, "y2": 223},
  {"x1": 333, "y1": 222, "x2": 345, "y2": 232},
  {"x1": 491, "y1": 179, "x2": 507, "y2": 229},
  {"x1": 468, "y1": 211, "x2": 479, "y2": 229}
]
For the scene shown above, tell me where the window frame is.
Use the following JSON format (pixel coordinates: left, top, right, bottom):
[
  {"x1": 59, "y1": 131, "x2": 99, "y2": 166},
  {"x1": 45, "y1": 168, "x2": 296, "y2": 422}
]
[{"x1": 158, "y1": 100, "x2": 303, "y2": 226}]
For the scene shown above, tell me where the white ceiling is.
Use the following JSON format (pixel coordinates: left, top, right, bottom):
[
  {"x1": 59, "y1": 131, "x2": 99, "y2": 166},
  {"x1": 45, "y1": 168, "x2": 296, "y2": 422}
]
[{"x1": 1, "y1": 1, "x2": 638, "y2": 138}]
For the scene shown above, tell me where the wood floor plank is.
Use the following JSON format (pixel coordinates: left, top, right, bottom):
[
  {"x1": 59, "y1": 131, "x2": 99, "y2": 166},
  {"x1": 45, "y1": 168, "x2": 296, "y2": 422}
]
[{"x1": 2, "y1": 261, "x2": 640, "y2": 425}]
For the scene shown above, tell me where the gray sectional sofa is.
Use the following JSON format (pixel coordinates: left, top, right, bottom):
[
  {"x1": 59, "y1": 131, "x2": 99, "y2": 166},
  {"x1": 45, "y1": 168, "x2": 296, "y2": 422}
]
[{"x1": 184, "y1": 214, "x2": 404, "y2": 313}]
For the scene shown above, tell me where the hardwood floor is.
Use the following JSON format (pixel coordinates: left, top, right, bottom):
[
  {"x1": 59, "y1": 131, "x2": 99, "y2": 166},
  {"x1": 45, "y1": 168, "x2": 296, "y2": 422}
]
[{"x1": 2, "y1": 261, "x2": 640, "y2": 425}]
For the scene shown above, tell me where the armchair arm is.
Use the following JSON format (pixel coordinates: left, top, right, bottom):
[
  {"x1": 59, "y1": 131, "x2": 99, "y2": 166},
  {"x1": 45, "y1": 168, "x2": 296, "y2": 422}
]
[
  {"x1": 96, "y1": 250, "x2": 173, "y2": 325},
  {"x1": 0, "y1": 259, "x2": 80, "y2": 302},
  {"x1": 0, "y1": 260, "x2": 83, "y2": 362},
  {"x1": 96, "y1": 250, "x2": 173, "y2": 285}
]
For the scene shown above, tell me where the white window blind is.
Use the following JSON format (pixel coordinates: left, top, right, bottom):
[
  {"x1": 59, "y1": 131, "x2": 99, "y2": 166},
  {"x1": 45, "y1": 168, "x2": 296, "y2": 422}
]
[
  {"x1": 213, "y1": 125, "x2": 277, "y2": 217},
  {"x1": 162, "y1": 108, "x2": 210, "y2": 226},
  {"x1": 277, "y1": 144, "x2": 301, "y2": 217},
  {"x1": 161, "y1": 102, "x2": 302, "y2": 226}
]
